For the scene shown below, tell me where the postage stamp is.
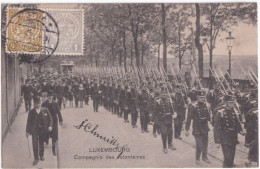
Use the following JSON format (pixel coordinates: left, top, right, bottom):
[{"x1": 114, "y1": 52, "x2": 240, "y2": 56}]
[
  {"x1": 44, "y1": 9, "x2": 84, "y2": 56},
  {"x1": 6, "y1": 8, "x2": 44, "y2": 53},
  {"x1": 5, "y1": 8, "x2": 60, "y2": 63}
]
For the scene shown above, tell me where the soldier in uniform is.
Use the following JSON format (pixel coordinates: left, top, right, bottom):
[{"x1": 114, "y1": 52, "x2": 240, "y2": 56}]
[
  {"x1": 244, "y1": 104, "x2": 258, "y2": 167},
  {"x1": 151, "y1": 88, "x2": 161, "y2": 137},
  {"x1": 214, "y1": 94, "x2": 245, "y2": 168},
  {"x1": 92, "y1": 80, "x2": 101, "y2": 112},
  {"x1": 118, "y1": 84, "x2": 126, "y2": 118},
  {"x1": 185, "y1": 90, "x2": 211, "y2": 164},
  {"x1": 173, "y1": 84, "x2": 187, "y2": 139},
  {"x1": 124, "y1": 85, "x2": 131, "y2": 123},
  {"x1": 139, "y1": 85, "x2": 149, "y2": 133},
  {"x1": 154, "y1": 87, "x2": 176, "y2": 153},
  {"x1": 129, "y1": 83, "x2": 139, "y2": 128}
]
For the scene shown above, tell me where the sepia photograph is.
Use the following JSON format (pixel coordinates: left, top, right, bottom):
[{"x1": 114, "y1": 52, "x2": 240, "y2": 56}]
[{"x1": 1, "y1": 1, "x2": 258, "y2": 168}]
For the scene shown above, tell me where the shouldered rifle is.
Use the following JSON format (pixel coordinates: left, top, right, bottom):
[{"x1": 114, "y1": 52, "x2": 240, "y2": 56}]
[{"x1": 191, "y1": 64, "x2": 212, "y2": 119}]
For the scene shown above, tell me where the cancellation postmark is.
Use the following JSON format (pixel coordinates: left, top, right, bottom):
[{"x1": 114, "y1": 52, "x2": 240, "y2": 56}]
[{"x1": 5, "y1": 8, "x2": 59, "y2": 63}]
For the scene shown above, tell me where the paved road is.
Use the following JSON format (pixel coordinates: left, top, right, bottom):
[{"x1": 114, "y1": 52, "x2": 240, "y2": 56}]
[{"x1": 2, "y1": 100, "x2": 257, "y2": 168}]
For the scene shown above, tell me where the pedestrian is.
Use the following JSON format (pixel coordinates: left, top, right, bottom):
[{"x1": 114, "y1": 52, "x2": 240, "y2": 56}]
[
  {"x1": 214, "y1": 94, "x2": 245, "y2": 168},
  {"x1": 21, "y1": 79, "x2": 34, "y2": 113},
  {"x1": 78, "y1": 84, "x2": 86, "y2": 108},
  {"x1": 26, "y1": 97, "x2": 53, "y2": 165},
  {"x1": 185, "y1": 90, "x2": 211, "y2": 164},
  {"x1": 41, "y1": 90, "x2": 63, "y2": 156},
  {"x1": 66, "y1": 85, "x2": 74, "y2": 107}
]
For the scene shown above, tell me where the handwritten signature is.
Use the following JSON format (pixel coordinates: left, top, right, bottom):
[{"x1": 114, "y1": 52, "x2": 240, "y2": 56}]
[{"x1": 74, "y1": 118, "x2": 128, "y2": 159}]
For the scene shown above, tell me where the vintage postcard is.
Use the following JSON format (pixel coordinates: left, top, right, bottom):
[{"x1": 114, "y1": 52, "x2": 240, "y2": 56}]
[{"x1": 1, "y1": 2, "x2": 258, "y2": 168}]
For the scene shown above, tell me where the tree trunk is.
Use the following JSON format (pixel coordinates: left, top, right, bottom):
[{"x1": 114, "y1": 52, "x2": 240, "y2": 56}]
[
  {"x1": 133, "y1": 32, "x2": 139, "y2": 67},
  {"x1": 119, "y1": 50, "x2": 122, "y2": 66},
  {"x1": 195, "y1": 3, "x2": 203, "y2": 78},
  {"x1": 111, "y1": 44, "x2": 115, "y2": 66},
  {"x1": 158, "y1": 43, "x2": 160, "y2": 69},
  {"x1": 209, "y1": 6, "x2": 213, "y2": 76},
  {"x1": 161, "y1": 4, "x2": 167, "y2": 72},
  {"x1": 178, "y1": 26, "x2": 182, "y2": 70},
  {"x1": 141, "y1": 32, "x2": 144, "y2": 66},
  {"x1": 130, "y1": 43, "x2": 133, "y2": 66},
  {"x1": 123, "y1": 31, "x2": 127, "y2": 72}
]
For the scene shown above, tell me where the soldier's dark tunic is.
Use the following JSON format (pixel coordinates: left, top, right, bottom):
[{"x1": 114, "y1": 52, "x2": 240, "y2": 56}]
[
  {"x1": 214, "y1": 107, "x2": 242, "y2": 168},
  {"x1": 186, "y1": 102, "x2": 210, "y2": 161},
  {"x1": 245, "y1": 107, "x2": 258, "y2": 163},
  {"x1": 83, "y1": 81, "x2": 90, "y2": 105},
  {"x1": 92, "y1": 84, "x2": 101, "y2": 112},
  {"x1": 124, "y1": 87, "x2": 131, "y2": 122},
  {"x1": 173, "y1": 92, "x2": 186, "y2": 138},
  {"x1": 112, "y1": 85, "x2": 120, "y2": 115},
  {"x1": 118, "y1": 87, "x2": 126, "y2": 118},
  {"x1": 154, "y1": 96, "x2": 174, "y2": 150},
  {"x1": 139, "y1": 89, "x2": 149, "y2": 132},
  {"x1": 129, "y1": 88, "x2": 139, "y2": 127}
]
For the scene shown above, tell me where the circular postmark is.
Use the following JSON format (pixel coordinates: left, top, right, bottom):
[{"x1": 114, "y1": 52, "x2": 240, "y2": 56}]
[{"x1": 4, "y1": 8, "x2": 60, "y2": 63}]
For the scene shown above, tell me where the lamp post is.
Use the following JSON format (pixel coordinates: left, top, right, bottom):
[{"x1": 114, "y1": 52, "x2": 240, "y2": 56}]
[{"x1": 225, "y1": 32, "x2": 235, "y2": 76}]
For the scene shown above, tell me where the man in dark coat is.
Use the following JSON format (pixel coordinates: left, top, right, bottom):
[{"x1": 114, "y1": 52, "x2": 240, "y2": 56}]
[
  {"x1": 185, "y1": 90, "x2": 211, "y2": 164},
  {"x1": 26, "y1": 97, "x2": 53, "y2": 165},
  {"x1": 42, "y1": 90, "x2": 63, "y2": 156},
  {"x1": 214, "y1": 94, "x2": 245, "y2": 168},
  {"x1": 21, "y1": 79, "x2": 34, "y2": 112}
]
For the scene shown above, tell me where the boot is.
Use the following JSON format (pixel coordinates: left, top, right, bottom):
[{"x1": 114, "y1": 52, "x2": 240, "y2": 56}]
[{"x1": 52, "y1": 143, "x2": 56, "y2": 156}]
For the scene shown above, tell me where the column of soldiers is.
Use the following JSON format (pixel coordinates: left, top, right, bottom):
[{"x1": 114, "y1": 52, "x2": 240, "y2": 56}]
[{"x1": 22, "y1": 64, "x2": 258, "y2": 167}]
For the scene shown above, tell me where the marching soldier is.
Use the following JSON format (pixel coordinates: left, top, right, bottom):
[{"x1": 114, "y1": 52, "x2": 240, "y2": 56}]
[
  {"x1": 244, "y1": 105, "x2": 258, "y2": 167},
  {"x1": 185, "y1": 90, "x2": 211, "y2": 164},
  {"x1": 118, "y1": 84, "x2": 126, "y2": 118},
  {"x1": 214, "y1": 94, "x2": 245, "y2": 168},
  {"x1": 173, "y1": 84, "x2": 187, "y2": 139},
  {"x1": 154, "y1": 87, "x2": 176, "y2": 153},
  {"x1": 129, "y1": 83, "x2": 139, "y2": 128},
  {"x1": 151, "y1": 88, "x2": 161, "y2": 137},
  {"x1": 139, "y1": 85, "x2": 150, "y2": 133},
  {"x1": 92, "y1": 80, "x2": 101, "y2": 112},
  {"x1": 124, "y1": 85, "x2": 131, "y2": 123}
]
